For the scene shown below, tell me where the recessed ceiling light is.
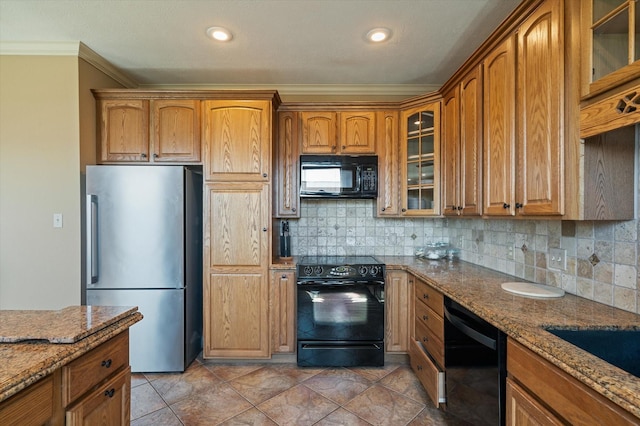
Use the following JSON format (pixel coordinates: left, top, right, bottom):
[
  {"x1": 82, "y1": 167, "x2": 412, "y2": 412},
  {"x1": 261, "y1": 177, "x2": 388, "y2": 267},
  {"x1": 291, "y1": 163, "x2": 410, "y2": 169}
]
[
  {"x1": 366, "y1": 28, "x2": 391, "y2": 43},
  {"x1": 206, "y1": 26, "x2": 233, "y2": 42}
]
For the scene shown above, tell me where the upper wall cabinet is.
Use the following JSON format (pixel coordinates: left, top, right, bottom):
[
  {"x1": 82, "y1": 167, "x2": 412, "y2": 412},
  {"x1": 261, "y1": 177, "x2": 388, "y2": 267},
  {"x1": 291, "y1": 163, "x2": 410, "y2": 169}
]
[
  {"x1": 441, "y1": 66, "x2": 483, "y2": 217},
  {"x1": 483, "y1": 0, "x2": 563, "y2": 217},
  {"x1": 95, "y1": 98, "x2": 201, "y2": 164},
  {"x1": 151, "y1": 100, "x2": 201, "y2": 163},
  {"x1": 401, "y1": 102, "x2": 441, "y2": 216},
  {"x1": 376, "y1": 110, "x2": 401, "y2": 216},
  {"x1": 96, "y1": 99, "x2": 150, "y2": 163},
  {"x1": 203, "y1": 100, "x2": 272, "y2": 182},
  {"x1": 274, "y1": 111, "x2": 299, "y2": 218},
  {"x1": 300, "y1": 111, "x2": 376, "y2": 154},
  {"x1": 581, "y1": 0, "x2": 640, "y2": 98}
]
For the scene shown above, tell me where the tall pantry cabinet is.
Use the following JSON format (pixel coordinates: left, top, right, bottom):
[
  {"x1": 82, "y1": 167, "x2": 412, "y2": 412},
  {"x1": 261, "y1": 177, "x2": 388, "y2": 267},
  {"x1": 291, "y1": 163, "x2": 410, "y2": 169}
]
[{"x1": 202, "y1": 94, "x2": 280, "y2": 358}]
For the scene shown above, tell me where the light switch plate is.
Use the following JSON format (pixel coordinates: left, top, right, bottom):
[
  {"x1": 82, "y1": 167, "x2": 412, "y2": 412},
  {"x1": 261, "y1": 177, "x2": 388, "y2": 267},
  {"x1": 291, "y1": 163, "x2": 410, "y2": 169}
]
[
  {"x1": 53, "y1": 213, "x2": 63, "y2": 228},
  {"x1": 549, "y1": 248, "x2": 566, "y2": 270}
]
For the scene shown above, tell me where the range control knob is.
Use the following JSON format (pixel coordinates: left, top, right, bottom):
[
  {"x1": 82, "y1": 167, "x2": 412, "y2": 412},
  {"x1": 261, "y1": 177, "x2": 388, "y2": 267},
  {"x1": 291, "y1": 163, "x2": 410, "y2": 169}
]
[
  {"x1": 370, "y1": 266, "x2": 380, "y2": 276},
  {"x1": 358, "y1": 266, "x2": 369, "y2": 275},
  {"x1": 303, "y1": 266, "x2": 313, "y2": 276},
  {"x1": 313, "y1": 266, "x2": 324, "y2": 275}
]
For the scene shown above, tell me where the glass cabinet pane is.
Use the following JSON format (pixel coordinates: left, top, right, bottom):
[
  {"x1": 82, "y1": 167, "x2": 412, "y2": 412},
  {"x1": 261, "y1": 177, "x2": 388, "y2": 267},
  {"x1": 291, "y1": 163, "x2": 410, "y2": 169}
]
[
  {"x1": 407, "y1": 162, "x2": 419, "y2": 186},
  {"x1": 420, "y1": 112, "x2": 434, "y2": 130},
  {"x1": 407, "y1": 113, "x2": 420, "y2": 135},
  {"x1": 407, "y1": 136, "x2": 420, "y2": 159},
  {"x1": 420, "y1": 188, "x2": 434, "y2": 210},
  {"x1": 420, "y1": 135, "x2": 434, "y2": 158},
  {"x1": 420, "y1": 161, "x2": 434, "y2": 184},
  {"x1": 593, "y1": 7, "x2": 629, "y2": 80},
  {"x1": 593, "y1": 0, "x2": 625, "y2": 22}
]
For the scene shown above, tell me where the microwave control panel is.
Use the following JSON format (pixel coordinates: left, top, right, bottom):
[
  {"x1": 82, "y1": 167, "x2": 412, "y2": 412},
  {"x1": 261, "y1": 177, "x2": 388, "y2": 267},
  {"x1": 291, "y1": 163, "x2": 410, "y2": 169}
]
[{"x1": 362, "y1": 167, "x2": 377, "y2": 192}]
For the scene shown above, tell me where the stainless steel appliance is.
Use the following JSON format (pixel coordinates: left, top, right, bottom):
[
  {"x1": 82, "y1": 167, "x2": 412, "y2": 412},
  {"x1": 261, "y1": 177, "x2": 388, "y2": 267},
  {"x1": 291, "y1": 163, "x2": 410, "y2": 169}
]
[
  {"x1": 444, "y1": 297, "x2": 507, "y2": 425},
  {"x1": 296, "y1": 256, "x2": 385, "y2": 367},
  {"x1": 299, "y1": 155, "x2": 378, "y2": 199},
  {"x1": 84, "y1": 165, "x2": 203, "y2": 373}
]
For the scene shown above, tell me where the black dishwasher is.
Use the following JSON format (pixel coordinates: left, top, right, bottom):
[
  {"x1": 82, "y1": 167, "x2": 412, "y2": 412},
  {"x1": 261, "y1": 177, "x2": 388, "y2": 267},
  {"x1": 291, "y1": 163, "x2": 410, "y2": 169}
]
[{"x1": 443, "y1": 297, "x2": 507, "y2": 426}]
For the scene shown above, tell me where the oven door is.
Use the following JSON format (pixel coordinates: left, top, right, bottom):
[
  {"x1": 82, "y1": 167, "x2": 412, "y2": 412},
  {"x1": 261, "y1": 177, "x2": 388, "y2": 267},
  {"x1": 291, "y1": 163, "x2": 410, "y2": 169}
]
[{"x1": 297, "y1": 281, "x2": 384, "y2": 341}]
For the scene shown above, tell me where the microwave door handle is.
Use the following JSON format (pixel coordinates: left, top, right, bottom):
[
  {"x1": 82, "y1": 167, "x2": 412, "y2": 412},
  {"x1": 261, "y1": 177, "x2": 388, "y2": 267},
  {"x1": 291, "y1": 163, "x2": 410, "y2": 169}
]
[{"x1": 355, "y1": 166, "x2": 362, "y2": 191}]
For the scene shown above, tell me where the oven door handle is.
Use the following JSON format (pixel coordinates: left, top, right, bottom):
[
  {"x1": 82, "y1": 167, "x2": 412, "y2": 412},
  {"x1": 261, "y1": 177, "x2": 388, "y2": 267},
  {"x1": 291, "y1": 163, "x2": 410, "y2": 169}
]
[{"x1": 444, "y1": 306, "x2": 496, "y2": 350}]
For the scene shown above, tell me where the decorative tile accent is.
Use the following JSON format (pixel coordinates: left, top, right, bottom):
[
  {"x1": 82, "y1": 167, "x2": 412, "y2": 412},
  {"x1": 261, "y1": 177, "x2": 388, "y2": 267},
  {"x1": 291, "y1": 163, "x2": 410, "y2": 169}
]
[
  {"x1": 589, "y1": 253, "x2": 600, "y2": 266},
  {"x1": 520, "y1": 243, "x2": 528, "y2": 253}
]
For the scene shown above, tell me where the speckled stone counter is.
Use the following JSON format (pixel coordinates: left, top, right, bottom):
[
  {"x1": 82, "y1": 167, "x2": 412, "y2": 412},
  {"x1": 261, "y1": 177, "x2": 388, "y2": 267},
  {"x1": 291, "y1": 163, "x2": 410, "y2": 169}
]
[
  {"x1": 0, "y1": 306, "x2": 142, "y2": 401},
  {"x1": 377, "y1": 256, "x2": 640, "y2": 419}
]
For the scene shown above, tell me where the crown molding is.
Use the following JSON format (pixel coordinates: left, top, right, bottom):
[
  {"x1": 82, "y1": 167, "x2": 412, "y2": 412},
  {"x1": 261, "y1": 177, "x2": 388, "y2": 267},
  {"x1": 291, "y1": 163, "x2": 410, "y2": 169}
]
[
  {"x1": 139, "y1": 83, "x2": 440, "y2": 100},
  {"x1": 0, "y1": 41, "x2": 137, "y2": 88}
]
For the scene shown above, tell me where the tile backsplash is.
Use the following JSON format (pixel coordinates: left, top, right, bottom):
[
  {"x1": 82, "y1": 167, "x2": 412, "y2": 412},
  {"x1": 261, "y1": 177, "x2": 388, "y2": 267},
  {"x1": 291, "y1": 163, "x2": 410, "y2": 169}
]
[{"x1": 286, "y1": 199, "x2": 639, "y2": 314}]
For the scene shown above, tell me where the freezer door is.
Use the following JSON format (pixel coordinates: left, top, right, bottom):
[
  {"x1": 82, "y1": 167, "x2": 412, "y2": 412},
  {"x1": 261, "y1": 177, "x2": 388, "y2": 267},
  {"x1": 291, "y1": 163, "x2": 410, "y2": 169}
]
[
  {"x1": 86, "y1": 166, "x2": 184, "y2": 289},
  {"x1": 87, "y1": 289, "x2": 189, "y2": 373}
]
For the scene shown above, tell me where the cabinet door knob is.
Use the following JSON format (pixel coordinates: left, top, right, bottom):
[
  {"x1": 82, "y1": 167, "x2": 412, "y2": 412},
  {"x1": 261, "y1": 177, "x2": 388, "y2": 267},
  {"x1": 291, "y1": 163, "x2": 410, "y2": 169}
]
[
  {"x1": 422, "y1": 315, "x2": 428, "y2": 321},
  {"x1": 423, "y1": 293, "x2": 429, "y2": 300},
  {"x1": 423, "y1": 336, "x2": 428, "y2": 342},
  {"x1": 263, "y1": 173, "x2": 268, "y2": 178},
  {"x1": 140, "y1": 153, "x2": 147, "y2": 158},
  {"x1": 153, "y1": 153, "x2": 158, "y2": 159},
  {"x1": 292, "y1": 208, "x2": 296, "y2": 212},
  {"x1": 503, "y1": 203, "x2": 510, "y2": 209},
  {"x1": 282, "y1": 274, "x2": 287, "y2": 279},
  {"x1": 104, "y1": 388, "x2": 115, "y2": 398},
  {"x1": 381, "y1": 207, "x2": 386, "y2": 212},
  {"x1": 401, "y1": 208, "x2": 407, "y2": 212},
  {"x1": 263, "y1": 227, "x2": 268, "y2": 232},
  {"x1": 101, "y1": 359, "x2": 112, "y2": 368},
  {"x1": 515, "y1": 202, "x2": 523, "y2": 209},
  {"x1": 457, "y1": 206, "x2": 463, "y2": 210}
]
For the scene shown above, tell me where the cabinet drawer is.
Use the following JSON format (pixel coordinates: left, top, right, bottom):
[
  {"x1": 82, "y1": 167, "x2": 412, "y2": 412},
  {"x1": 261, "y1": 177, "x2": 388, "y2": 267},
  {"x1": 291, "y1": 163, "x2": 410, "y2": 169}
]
[
  {"x1": 66, "y1": 366, "x2": 130, "y2": 426},
  {"x1": 415, "y1": 299, "x2": 444, "y2": 340},
  {"x1": 0, "y1": 374, "x2": 54, "y2": 426},
  {"x1": 414, "y1": 319, "x2": 444, "y2": 368},
  {"x1": 62, "y1": 331, "x2": 129, "y2": 406},
  {"x1": 409, "y1": 339, "x2": 445, "y2": 407},
  {"x1": 414, "y1": 278, "x2": 443, "y2": 316}
]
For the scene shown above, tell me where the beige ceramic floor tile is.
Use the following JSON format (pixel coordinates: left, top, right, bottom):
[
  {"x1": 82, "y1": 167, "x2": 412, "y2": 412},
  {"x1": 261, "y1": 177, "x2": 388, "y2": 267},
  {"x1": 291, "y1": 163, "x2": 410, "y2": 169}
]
[
  {"x1": 148, "y1": 362, "x2": 222, "y2": 405},
  {"x1": 130, "y1": 382, "x2": 167, "y2": 421},
  {"x1": 302, "y1": 367, "x2": 372, "y2": 404},
  {"x1": 408, "y1": 405, "x2": 475, "y2": 425},
  {"x1": 130, "y1": 406, "x2": 183, "y2": 426},
  {"x1": 347, "y1": 363, "x2": 400, "y2": 382},
  {"x1": 378, "y1": 365, "x2": 429, "y2": 404},
  {"x1": 170, "y1": 382, "x2": 252, "y2": 425},
  {"x1": 315, "y1": 407, "x2": 373, "y2": 425},
  {"x1": 229, "y1": 366, "x2": 304, "y2": 404},
  {"x1": 343, "y1": 384, "x2": 425, "y2": 426},
  {"x1": 202, "y1": 363, "x2": 264, "y2": 382},
  {"x1": 257, "y1": 384, "x2": 339, "y2": 426},
  {"x1": 131, "y1": 373, "x2": 148, "y2": 388},
  {"x1": 217, "y1": 407, "x2": 278, "y2": 425}
]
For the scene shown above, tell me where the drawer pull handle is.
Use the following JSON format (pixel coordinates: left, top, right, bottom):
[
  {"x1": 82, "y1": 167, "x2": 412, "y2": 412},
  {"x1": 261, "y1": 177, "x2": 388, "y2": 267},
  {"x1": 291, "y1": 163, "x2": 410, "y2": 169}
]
[
  {"x1": 104, "y1": 388, "x2": 115, "y2": 398},
  {"x1": 422, "y1": 315, "x2": 428, "y2": 321},
  {"x1": 417, "y1": 365, "x2": 423, "y2": 371},
  {"x1": 423, "y1": 293, "x2": 429, "y2": 300},
  {"x1": 101, "y1": 359, "x2": 112, "y2": 368},
  {"x1": 423, "y1": 336, "x2": 428, "y2": 342}
]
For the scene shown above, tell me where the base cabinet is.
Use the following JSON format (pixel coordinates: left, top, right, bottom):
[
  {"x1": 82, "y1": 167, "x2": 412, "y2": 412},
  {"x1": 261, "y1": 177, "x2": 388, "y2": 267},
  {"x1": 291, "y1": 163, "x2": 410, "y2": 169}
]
[
  {"x1": 269, "y1": 270, "x2": 296, "y2": 353},
  {"x1": 384, "y1": 270, "x2": 411, "y2": 352},
  {"x1": 507, "y1": 338, "x2": 639, "y2": 425}
]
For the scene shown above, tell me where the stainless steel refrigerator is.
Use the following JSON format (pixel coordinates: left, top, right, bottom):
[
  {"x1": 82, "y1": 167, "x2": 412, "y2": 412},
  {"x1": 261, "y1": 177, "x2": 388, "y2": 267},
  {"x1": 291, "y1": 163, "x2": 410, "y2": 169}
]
[{"x1": 84, "y1": 165, "x2": 203, "y2": 373}]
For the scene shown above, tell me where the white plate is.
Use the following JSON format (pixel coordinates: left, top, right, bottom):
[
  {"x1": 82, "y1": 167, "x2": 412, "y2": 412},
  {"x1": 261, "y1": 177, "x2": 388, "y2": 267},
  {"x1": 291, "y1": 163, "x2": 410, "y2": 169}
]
[{"x1": 501, "y1": 282, "x2": 565, "y2": 298}]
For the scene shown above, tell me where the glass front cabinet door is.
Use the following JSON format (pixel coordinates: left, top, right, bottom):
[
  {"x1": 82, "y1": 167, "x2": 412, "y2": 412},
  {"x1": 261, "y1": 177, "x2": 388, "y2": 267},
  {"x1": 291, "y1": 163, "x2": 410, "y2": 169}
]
[{"x1": 401, "y1": 102, "x2": 440, "y2": 216}]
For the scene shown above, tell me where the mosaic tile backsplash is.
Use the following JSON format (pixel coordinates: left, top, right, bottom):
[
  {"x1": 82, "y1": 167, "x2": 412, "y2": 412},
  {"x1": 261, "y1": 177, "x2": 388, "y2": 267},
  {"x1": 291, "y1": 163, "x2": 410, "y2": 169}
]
[{"x1": 285, "y1": 198, "x2": 639, "y2": 314}]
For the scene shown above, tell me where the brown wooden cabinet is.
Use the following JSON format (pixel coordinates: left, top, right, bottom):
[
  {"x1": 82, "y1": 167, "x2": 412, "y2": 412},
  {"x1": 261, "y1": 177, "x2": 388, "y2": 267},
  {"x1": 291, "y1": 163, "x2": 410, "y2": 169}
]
[
  {"x1": 97, "y1": 99, "x2": 150, "y2": 163},
  {"x1": 203, "y1": 182, "x2": 270, "y2": 358},
  {"x1": 300, "y1": 111, "x2": 376, "y2": 154},
  {"x1": 408, "y1": 275, "x2": 445, "y2": 406},
  {"x1": 203, "y1": 100, "x2": 272, "y2": 182},
  {"x1": 483, "y1": 34, "x2": 517, "y2": 217},
  {"x1": 400, "y1": 101, "x2": 441, "y2": 216},
  {"x1": 0, "y1": 374, "x2": 56, "y2": 426},
  {"x1": 484, "y1": 0, "x2": 564, "y2": 217},
  {"x1": 384, "y1": 270, "x2": 412, "y2": 352},
  {"x1": 376, "y1": 111, "x2": 401, "y2": 216},
  {"x1": 507, "y1": 338, "x2": 639, "y2": 425},
  {"x1": 150, "y1": 99, "x2": 201, "y2": 162},
  {"x1": 269, "y1": 270, "x2": 296, "y2": 353},
  {"x1": 516, "y1": 0, "x2": 563, "y2": 216},
  {"x1": 441, "y1": 65, "x2": 483, "y2": 216},
  {"x1": 96, "y1": 98, "x2": 201, "y2": 164},
  {"x1": 274, "y1": 111, "x2": 299, "y2": 218}
]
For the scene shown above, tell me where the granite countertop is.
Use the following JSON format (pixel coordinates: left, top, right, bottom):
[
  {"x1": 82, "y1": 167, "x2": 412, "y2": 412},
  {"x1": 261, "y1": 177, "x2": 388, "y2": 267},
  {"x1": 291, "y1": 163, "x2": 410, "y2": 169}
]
[
  {"x1": 0, "y1": 306, "x2": 142, "y2": 402},
  {"x1": 376, "y1": 256, "x2": 640, "y2": 419}
]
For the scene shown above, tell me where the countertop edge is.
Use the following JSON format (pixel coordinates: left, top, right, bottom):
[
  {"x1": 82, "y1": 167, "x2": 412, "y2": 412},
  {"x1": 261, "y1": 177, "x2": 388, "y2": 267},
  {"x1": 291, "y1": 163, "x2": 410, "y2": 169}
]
[{"x1": 0, "y1": 311, "x2": 142, "y2": 402}]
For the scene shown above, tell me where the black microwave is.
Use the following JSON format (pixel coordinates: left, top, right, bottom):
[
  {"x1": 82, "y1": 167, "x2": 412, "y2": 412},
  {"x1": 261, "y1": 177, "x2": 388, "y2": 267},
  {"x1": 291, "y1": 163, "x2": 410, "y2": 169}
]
[{"x1": 299, "y1": 155, "x2": 378, "y2": 199}]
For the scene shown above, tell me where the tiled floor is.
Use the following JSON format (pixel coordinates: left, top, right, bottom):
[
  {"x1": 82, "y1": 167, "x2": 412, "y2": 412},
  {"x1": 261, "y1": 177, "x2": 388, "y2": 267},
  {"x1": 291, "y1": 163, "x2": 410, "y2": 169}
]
[{"x1": 131, "y1": 358, "x2": 474, "y2": 425}]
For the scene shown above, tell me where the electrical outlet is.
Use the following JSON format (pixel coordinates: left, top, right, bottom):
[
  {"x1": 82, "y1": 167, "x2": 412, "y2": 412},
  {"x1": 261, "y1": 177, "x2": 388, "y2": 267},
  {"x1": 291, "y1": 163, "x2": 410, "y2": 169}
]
[
  {"x1": 53, "y1": 213, "x2": 63, "y2": 228},
  {"x1": 507, "y1": 245, "x2": 514, "y2": 260},
  {"x1": 549, "y1": 248, "x2": 566, "y2": 270}
]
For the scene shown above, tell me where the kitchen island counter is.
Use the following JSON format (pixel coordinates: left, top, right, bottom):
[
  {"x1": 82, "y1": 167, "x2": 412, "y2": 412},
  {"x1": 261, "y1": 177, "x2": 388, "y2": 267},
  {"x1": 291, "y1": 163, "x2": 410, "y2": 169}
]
[
  {"x1": 379, "y1": 256, "x2": 640, "y2": 420},
  {"x1": 0, "y1": 305, "x2": 142, "y2": 402}
]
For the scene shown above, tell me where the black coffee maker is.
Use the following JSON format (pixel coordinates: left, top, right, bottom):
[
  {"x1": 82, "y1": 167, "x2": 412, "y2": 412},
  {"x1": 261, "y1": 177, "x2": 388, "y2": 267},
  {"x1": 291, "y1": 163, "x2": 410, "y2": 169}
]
[{"x1": 279, "y1": 220, "x2": 292, "y2": 259}]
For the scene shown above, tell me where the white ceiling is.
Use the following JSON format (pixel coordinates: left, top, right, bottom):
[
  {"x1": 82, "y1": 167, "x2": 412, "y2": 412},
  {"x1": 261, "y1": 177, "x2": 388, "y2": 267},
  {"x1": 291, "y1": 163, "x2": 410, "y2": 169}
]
[{"x1": 0, "y1": 0, "x2": 521, "y2": 97}]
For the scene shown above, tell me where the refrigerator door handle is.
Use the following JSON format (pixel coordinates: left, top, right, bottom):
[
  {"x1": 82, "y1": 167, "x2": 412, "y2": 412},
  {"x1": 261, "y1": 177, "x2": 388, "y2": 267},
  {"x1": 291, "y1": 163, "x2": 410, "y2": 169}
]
[{"x1": 86, "y1": 194, "x2": 99, "y2": 284}]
